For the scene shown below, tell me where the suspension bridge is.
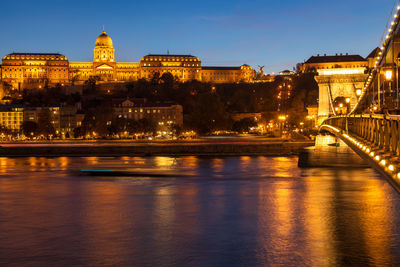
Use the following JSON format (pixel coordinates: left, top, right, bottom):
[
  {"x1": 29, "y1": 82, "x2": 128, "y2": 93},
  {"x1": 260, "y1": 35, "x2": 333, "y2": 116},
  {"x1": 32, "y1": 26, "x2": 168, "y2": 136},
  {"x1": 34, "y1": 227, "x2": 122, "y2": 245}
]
[{"x1": 320, "y1": 1, "x2": 400, "y2": 191}]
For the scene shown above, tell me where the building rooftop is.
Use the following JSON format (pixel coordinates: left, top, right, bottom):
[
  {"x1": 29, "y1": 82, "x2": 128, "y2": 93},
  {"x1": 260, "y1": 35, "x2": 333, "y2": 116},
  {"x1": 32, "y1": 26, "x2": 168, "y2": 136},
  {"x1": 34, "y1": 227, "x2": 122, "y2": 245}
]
[
  {"x1": 202, "y1": 66, "x2": 242, "y2": 70},
  {"x1": 366, "y1": 47, "x2": 381, "y2": 59},
  {"x1": 7, "y1": 52, "x2": 64, "y2": 56},
  {"x1": 144, "y1": 54, "x2": 196, "y2": 58},
  {"x1": 305, "y1": 54, "x2": 366, "y2": 64}
]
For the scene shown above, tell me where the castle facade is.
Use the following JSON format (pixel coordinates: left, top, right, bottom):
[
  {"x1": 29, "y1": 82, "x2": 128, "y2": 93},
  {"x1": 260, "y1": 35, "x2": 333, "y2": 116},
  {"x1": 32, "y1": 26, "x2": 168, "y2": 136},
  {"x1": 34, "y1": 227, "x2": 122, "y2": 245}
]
[{"x1": 0, "y1": 30, "x2": 255, "y2": 90}]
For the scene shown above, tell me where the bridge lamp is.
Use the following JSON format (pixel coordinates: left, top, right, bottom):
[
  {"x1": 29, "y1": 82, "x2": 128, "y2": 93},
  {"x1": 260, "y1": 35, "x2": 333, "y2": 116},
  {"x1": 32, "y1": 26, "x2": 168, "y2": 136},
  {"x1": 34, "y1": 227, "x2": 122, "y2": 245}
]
[
  {"x1": 375, "y1": 155, "x2": 381, "y2": 161},
  {"x1": 388, "y1": 165, "x2": 395, "y2": 172},
  {"x1": 397, "y1": 173, "x2": 400, "y2": 179},
  {"x1": 356, "y1": 89, "x2": 362, "y2": 96},
  {"x1": 346, "y1": 98, "x2": 350, "y2": 103},
  {"x1": 380, "y1": 159, "x2": 387, "y2": 166},
  {"x1": 385, "y1": 70, "x2": 393, "y2": 81}
]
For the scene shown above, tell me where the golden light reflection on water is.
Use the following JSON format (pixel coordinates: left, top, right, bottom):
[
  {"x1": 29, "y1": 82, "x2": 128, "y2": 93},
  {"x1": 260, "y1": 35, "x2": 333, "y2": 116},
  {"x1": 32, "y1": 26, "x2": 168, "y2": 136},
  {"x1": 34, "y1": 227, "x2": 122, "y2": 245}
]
[
  {"x1": 269, "y1": 157, "x2": 297, "y2": 178},
  {"x1": 80, "y1": 181, "x2": 130, "y2": 266},
  {"x1": 85, "y1": 157, "x2": 99, "y2": 165},
  {"x1": 132, "y1": 156, "x2": 146, "y2": 166},
  {"x1": 274, "y1": 182, "x2": 292, "y2": 237},
  {"x1": 360, "y1": 177, "x2": 393, "y2": 265},
  {"x1": 304, "y1": 169, "x2": 336, "y2": 266},
  {"x1": 212, "y1": 158, "x2": 224, "y2": 177},
  {"x1": 0, "y1": 157, "x2": 14, "y2": 173},
  {"x1": 0, "y1": 156, "x2": 399, "y2": 266},
  {"x1": 154, "y1": 156, "x2": 176, "y2": 168},
  {"x1": 58, "y1": 157, "x2": 69, "y2": 171}
]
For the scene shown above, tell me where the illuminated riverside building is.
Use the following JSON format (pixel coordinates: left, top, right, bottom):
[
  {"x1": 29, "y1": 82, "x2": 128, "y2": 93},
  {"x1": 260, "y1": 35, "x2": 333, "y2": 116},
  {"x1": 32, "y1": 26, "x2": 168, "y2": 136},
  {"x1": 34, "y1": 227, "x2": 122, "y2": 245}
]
[
  {"x1": 24, "y1": 106, "x2": 61, "y2": 133},
  {"x1": 1, "y1": 30, "x2": 255, "y2": 90},
  {"x1": 113, "y1": 99, "x2": 183, "y2": 130},
  {"x1": 0, "y1": 106, "x2": 23, "y2": 132}
]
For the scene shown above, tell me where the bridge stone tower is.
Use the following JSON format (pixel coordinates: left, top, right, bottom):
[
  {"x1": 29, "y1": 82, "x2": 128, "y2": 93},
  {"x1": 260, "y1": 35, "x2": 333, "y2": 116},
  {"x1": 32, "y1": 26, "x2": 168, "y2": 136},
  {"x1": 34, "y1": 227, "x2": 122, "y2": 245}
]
[
  {"x1": 301, "y1": 54, "x2": 370, "y2": 125},
  {"x1": 316, "y1": 71, "x2": 368, "y2": 124}
]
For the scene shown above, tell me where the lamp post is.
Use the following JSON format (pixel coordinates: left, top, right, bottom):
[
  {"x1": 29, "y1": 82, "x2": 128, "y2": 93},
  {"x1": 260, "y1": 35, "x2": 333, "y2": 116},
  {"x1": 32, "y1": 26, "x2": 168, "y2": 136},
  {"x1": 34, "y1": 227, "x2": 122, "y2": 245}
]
[
  {"x1": 385, "y1": 69, "x2": 393, "y2": 110},
  {"x1": 278, "y1": 115, "x2": 286, "y2": 138}
]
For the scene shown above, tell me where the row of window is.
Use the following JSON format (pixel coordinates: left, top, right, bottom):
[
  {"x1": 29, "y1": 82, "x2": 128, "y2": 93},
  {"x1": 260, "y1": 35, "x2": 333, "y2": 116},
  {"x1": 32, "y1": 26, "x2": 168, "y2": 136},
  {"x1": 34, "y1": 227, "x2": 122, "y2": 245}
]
[
  {"x1": 4, "y1": 56, "x2": 66, "y2": 60},
  {"x1": 143, "y1": 57, "x2": 199, "y2": 62},
  {"x1": 2, "y1": 68, "x2": 67, "y2": 72}
]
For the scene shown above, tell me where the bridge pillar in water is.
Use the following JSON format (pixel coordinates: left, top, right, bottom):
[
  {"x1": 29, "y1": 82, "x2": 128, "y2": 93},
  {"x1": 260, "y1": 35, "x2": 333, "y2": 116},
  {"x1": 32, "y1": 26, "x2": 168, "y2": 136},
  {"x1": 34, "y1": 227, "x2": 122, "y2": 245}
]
[{"x1": 298, "y1": 135, "x2": 369, "y2": 168}]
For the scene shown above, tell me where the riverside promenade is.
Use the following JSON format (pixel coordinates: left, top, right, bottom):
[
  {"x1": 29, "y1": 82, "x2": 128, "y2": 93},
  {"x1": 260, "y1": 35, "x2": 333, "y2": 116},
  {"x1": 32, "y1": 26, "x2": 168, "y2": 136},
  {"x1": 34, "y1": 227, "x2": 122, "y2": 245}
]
[{"x1": 0, "y1": 137, "x2": 314, "y2": 157}]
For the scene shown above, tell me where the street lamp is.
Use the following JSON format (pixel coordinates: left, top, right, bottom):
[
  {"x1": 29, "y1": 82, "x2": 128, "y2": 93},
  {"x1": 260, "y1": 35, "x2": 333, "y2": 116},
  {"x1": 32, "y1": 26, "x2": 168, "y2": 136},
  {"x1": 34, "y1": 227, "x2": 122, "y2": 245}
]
[
  {"x1": 278, "y1": 115, "x2": 287, "y2": 138},
  {"x1": 385, "y1": 69, "x2": 393, "y2": 109},
  {"x1": 385, "y1": 70, "x2": 393, "y2": 81}
]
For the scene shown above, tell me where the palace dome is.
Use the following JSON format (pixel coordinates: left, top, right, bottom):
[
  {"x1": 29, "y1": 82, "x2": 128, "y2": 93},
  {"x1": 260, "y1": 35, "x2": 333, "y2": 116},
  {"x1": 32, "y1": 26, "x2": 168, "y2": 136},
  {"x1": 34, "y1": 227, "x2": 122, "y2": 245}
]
[{"x1": 95, "y1": 31, "x2": 113, "y2": 48}]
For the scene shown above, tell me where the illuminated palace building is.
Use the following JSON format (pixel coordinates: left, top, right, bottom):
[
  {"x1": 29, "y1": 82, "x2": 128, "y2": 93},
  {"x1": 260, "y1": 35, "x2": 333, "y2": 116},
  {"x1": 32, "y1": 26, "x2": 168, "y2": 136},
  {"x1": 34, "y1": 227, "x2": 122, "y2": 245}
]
[{"x1": 0, "y1": 30, "x2": 254, "y2": 90}]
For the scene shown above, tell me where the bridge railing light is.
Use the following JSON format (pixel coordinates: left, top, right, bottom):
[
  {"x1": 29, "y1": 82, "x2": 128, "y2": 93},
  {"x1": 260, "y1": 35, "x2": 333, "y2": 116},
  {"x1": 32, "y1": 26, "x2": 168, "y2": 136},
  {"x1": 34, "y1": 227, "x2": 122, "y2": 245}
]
[{"x1": 389, "y1": 165, "x2": 395, "y2": 171}]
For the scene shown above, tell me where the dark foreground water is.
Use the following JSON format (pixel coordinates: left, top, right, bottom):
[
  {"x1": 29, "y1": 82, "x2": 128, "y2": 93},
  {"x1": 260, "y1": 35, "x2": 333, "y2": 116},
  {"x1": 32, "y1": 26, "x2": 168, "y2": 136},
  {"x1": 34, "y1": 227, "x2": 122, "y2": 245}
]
[{"x1": 0, "y1": 156, "x2": 400, "y2": 266}]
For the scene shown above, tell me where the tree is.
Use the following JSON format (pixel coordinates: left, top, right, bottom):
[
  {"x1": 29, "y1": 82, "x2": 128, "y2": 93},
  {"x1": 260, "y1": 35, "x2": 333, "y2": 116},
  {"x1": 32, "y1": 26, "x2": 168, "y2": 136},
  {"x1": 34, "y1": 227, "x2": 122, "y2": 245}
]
[
  {"x1": 186, "y1": 92, "x2": 231, "y2": 134},
  {"x1": 232, "y1": 118, "x2": 257, "y2": 133},
  {"x1": 138, "y1": 118, "x2": 156, "y2": 134},
  {"x1": 83, "y1": 75, "x2": 101, "y2": 94},
  {"x1": 37, "y1": 109, "x2": 55, "y2": 137},
  {"x1": 73, "y1": 126, "x2": 85, "y2": 138},
  {"x1": 22, "y1": 121, "x2": 38, "y2": 137}
]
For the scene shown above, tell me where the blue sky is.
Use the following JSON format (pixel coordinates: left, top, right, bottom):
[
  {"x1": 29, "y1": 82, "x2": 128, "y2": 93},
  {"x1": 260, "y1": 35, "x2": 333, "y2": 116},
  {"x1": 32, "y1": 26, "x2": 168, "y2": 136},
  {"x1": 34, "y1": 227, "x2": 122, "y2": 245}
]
[{"x1": 0, "y1": 0, "x2": 396, "y2": 73}]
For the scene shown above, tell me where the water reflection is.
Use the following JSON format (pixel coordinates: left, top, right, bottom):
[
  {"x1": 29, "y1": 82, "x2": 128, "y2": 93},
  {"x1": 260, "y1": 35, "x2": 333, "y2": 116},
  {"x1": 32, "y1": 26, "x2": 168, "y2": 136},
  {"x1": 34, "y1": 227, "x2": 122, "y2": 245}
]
[{"x1": 0, "y1": 156, "x2": 400, "y2": 266}]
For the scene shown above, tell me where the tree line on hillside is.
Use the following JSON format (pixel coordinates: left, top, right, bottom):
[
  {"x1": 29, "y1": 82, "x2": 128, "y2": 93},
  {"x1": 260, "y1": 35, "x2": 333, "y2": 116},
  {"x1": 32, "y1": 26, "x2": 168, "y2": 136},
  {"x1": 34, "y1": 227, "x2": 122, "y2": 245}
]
[{"x1": 7, "y1": 71, "x2": 319, "y2": 136}]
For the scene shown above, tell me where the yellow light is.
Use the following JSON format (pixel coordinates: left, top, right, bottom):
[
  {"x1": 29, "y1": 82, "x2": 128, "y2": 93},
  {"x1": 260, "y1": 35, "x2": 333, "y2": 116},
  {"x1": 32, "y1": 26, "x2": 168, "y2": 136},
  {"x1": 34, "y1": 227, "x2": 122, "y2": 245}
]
[
  {"x1": 370, "y1": 152, "x2": 375, "y2": 157},
  {"x1": 380, "y1": 160, "x2": 386, "y2": 166},
  {"x1": 375, "y1": 155, "x2": 380, "y2": 161},
  {"x1": 278, "y1": 116, "x2": 286, "y2": 121},
  {"x1": 346, "y1": 98, "x2": 350, "y2": 103},
  {"x1": 356, "y1": 89, "x2": 362, "y2": 96},
  {"x1": 397, "y1": 173, "x2": 400, "y2": 179},
  {"x1": 389, "y1": 165, "x2": 395, "y2": 171},
  {"x1": 318, "y1": 68, "x2": 365, "y2": 76},
  {"x1": 385, "y1": 70, "x2": 393, "y2": 80}
]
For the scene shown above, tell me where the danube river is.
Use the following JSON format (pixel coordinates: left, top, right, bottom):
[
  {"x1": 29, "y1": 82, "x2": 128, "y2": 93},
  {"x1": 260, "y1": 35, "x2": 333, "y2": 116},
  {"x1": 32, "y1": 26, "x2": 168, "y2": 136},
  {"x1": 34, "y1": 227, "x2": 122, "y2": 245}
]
[{"x1": 0, "y1": 156, "x2": 400, "y2": 266}]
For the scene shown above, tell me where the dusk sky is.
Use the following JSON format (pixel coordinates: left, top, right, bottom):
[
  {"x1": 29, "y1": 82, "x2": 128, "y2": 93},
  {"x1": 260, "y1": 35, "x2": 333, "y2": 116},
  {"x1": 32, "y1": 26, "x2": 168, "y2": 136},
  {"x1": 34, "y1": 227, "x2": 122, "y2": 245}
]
[{"x1": 0, "y1": 0, "x2": 396, "y2": 73}]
